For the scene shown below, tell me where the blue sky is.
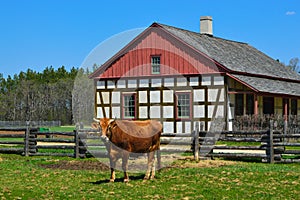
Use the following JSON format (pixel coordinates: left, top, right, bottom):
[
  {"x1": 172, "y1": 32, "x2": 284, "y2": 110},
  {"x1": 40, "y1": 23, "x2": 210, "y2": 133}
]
[{"x1": 0, "y1": 0, "x2": 299, "y2": 77}]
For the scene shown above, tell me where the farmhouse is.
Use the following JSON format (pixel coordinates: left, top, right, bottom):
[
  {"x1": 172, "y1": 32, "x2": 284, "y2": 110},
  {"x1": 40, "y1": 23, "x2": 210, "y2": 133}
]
[{"x1": 89, "y1": 17, "x2": 300, "y2": 132}]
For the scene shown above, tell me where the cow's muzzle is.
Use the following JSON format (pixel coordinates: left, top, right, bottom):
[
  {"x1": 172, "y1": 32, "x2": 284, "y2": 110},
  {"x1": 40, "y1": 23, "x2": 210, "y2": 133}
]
[{"x1": 101, "y1": 135, "x2": 109, "y2": 143}]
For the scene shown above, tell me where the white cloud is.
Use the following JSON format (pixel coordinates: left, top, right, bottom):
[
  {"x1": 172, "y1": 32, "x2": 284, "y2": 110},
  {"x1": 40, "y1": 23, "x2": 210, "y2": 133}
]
[{"x1": 286, "y1": 11, "x2": 296, "y2": 15}]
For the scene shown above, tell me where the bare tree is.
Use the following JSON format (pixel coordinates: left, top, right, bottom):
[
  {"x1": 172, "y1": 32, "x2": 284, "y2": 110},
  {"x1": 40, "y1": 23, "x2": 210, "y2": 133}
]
[{"x1": 287, "y1": 57, "x2": 300, "y2": 73}]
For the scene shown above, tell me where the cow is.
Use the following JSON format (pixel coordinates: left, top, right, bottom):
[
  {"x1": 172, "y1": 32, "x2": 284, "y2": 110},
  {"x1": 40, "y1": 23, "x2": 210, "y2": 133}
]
[{"x1": 92, "y1": 118, "x2": 162, "y2": 183}]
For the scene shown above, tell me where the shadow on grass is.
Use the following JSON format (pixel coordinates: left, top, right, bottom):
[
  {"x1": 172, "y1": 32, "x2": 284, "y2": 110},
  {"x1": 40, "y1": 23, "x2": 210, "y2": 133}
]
[{"x1": 91, "y1": 174, "x2": 146, "y2": 184}]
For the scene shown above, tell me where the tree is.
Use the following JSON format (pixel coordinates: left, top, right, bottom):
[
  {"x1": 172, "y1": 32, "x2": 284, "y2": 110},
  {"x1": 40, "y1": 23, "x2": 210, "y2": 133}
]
[{"x1": 287, "y1": 57, "x2": 300, "y2": 73}]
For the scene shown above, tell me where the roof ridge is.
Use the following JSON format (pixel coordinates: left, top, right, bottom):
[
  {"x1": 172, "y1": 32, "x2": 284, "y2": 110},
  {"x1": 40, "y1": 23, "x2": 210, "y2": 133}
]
[{"x1": 155, "y1": 22, "x2": 248, "y2": 45}]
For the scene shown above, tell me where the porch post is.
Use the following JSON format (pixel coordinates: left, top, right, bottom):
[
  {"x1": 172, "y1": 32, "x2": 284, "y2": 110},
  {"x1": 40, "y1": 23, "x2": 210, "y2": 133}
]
[
  {"x1": 284, "y1": 99, "x2": 288, "y2": 121},
  {"x1": 254, "y1": 94, "x2": 259, "y2": 115}
]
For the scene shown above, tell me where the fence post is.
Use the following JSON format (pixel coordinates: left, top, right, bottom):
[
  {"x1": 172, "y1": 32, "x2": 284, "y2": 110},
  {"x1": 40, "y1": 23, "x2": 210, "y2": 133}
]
[
  {"x1": 268, "y1": 120, "x2": 274, "y2": 164},
  {"x1": 24, "y1": 121, "x2": 30, "y2": 156},
  {"x1": 194, "y1": 121, "x2": 200, "y2": 161},
  {"x1": 74, "y1": 127, "x2": 79, "y2": 158}
]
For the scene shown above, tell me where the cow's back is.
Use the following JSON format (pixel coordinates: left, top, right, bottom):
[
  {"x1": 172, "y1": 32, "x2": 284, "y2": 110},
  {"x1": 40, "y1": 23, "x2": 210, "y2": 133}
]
[{"x1": 110, "y1": 120, "x2": 161, "y2": 153}]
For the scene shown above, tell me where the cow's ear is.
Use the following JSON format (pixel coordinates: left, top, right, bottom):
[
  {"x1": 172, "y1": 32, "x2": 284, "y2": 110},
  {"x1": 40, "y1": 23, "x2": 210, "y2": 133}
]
[{"x1": 91, "y1": 122, "x2": 99, "y2": 129}]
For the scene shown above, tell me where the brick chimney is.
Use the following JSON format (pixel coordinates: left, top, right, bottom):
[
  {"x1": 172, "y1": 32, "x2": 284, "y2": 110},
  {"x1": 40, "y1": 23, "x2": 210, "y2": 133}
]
[{"x1": 200, "y1": 16, "x2": 213, "y2": 36}]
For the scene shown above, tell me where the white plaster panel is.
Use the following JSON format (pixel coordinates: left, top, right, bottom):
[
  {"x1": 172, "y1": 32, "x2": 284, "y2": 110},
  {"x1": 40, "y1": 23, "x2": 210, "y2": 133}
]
[
  {"x1": 139, "y1": 91, "x2": 148, "y2": 103},
  {"x1": 112, "y1": 107, "x2": 120, "y2": 118},
  {"x1": 177, "y1": 77, "x2": 187, "y2": 86},
  {"x1": 163, "y1": 122, "x2": 174, "y2": 133},
  {"x1": 96, "y1": 92, "x2": 101, "y2": 104},
  {"x1": 176, "y1": 122, "x2": 183, "y2": 133},
  {"x1": 107, "y1": 81, "x2": 115, "y2": 89},
  {"x1": 208, "y1": 89, "x2": 224, "y2": 102},
  {"x1": 150, "y1": 91, "x2": 160, "y2": 103},
  {"x1": 150, "y1": 106, "x2": 161, "y2": 118},
  {"x1": 117, "y1": 80, "x2": 126, "y2": 88},
  {"x1": 101, "y1": 92, "x2": 110, "y2": 104},
  {"x1": 139, "y1": 79, "x2": 149, "y2": 88},
  {"x1": 163, "y1": 106, "x2": 173, "y2": 118},
  {"x1": 163, "y1": 90, "x2": 174, "y2": 103},
  {"x1": 185, "y1": 122, "x2": 191, "y2": 133},
  {"x1": 112, "y1": 92, "x2": 120, "y2": 104},
  {"x1": 128, "y1": 80, "x2": 137, "y2": 88},
  {"x1": 208, "y1": 105, "x2": 224, "y2": 118},
  {"x1": 193, "y1": 89, "x2": 205, "y2": 102},
  {"x1": 193, "y1": 105, "x2": 205, "y2": 118},
  {"x1": 201, "y1": 76, "x2": 211, "y2": 86},
  {"x1": 208, "y1": 89, "x2": 218, "y2": 102},
  {"x1": 96, "y1": 107, "x2": 103, "y2": 118},
  {"x1": 151, "y1": 79, "x2": 162, "y2": 87},
  {"x1": 97, "y1": 107, "x2": 110, "y2": 118},
  {"x1": 214, "y1": 76, "x2": 224, "y2": 85},
  {"x1": 164, "y1": 78, "x2": 174, "y2": 87},
  {"x1": 139, "y1": 106, "x2": 148, "y2": 119},
  {"x1": 97, "y1": 81, "x2": 105, "y2": 89},
  {"x1": 189, "y1": 77, "x2": 199, "y2": 86}
]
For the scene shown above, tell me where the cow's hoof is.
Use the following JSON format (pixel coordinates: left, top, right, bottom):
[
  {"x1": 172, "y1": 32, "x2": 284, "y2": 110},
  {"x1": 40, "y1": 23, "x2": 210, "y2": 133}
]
[
  {"x1": 124, "y1": 179, "x2": 129, "y2": 183},
  {"x1": 109, "y1": 179, "x2": 115, "y2": 183}
]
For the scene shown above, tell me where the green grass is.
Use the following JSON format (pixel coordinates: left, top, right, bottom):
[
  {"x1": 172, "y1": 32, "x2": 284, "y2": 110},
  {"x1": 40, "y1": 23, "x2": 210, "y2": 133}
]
[
  {"x1": 0, "y1": 154, "x2": 300, "y2": 199},
  {"x1": 47, "y1": 126, "x2": 75, "y2": 132}
]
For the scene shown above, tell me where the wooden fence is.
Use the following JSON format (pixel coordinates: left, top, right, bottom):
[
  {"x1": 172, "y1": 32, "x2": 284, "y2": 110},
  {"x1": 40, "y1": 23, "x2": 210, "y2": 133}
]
[{"x1": 0, "y1": 122, "x2": 300, "y2": 163}]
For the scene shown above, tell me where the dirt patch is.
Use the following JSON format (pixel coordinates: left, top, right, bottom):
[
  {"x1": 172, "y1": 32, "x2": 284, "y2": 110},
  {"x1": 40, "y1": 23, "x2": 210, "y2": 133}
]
[
  {"x1": 171, "y1": 157, "x2": 238, "y2": 169},
  {"x1": 39, "y1": 160, "x2": 110, "y2": 171},
  {"x1": 0, "y1": 130, "x2": 25, "y2": 135}
]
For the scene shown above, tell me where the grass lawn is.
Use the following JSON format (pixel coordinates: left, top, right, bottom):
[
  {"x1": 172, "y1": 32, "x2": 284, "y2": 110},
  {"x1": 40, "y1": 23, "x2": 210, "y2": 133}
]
[{"x1": 0, "y1": 154, "x2": 299, "y2": 199}]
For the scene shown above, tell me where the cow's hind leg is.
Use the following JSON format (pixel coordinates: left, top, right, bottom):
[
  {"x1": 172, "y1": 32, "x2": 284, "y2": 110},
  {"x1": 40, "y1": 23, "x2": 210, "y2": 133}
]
[
  {"x1": 144, "y1": 151, "x2": 155, "y2": 180},
  {"x1": 122, "y1": 152, "x2": 130, "y2": 183}
]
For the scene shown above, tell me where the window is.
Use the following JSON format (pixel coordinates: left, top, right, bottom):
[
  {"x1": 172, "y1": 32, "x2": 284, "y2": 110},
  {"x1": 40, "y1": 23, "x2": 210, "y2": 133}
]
[
  {"x1": 263, "y1": 97, "x2": 274, "y2": 115},
  {"x1": 291, "y1": 99, "x2": 298, "y2": 115},
  {"x1": 176, "y1": 93, "x2": 191, "y2": 119},
  {"x1": 123, "y1": 94, "x2": 136, "y2": 119},
  {"x1": 151, "y1": 56, "x2": 160, "y2": 74},
  {"x1": 235, "y1": 94, "x2": 244, "y2": 116}
]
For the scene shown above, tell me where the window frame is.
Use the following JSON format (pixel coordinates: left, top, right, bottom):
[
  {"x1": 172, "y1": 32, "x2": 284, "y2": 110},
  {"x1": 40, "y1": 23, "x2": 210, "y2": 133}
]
[
  {"x1": 175, "y1": 92, "x2": 192, "y2": 120},
  {"x1": 122, "y1": 93, "x2": 137, "y2": 119},
  {"x1": 151, "y1": 56, "x2": 161, "y2": 74}
]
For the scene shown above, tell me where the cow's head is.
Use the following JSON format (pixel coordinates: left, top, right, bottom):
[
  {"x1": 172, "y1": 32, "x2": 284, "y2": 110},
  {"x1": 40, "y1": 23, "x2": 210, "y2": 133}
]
[{"x1": 92, "y1": 118, "x2": 114, "y2": 142}]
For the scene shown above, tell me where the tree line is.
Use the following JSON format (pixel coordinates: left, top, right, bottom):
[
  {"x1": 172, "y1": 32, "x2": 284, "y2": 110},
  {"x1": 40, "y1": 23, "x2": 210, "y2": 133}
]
[{"x1": 0, "y1": 66, "x2": 81, "y2": 125}]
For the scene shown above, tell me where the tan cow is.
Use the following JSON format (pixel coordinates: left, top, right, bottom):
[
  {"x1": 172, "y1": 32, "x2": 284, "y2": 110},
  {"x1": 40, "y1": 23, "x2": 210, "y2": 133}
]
[{"x1": 92, "y1": 118, "x2": 162, "y2": 183}]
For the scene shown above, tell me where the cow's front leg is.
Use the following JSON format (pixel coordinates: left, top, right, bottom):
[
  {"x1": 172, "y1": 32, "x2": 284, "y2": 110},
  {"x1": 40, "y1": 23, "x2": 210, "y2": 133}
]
[
  {"x1": 109, "y1": 150, "x2": 118, "y2": 182},
  {"x1": 109, "y1": 157, "x2": 116, "y2": 182},
  {"x1": 122, "y1": 151, "x2": 130, "y2": 183}
]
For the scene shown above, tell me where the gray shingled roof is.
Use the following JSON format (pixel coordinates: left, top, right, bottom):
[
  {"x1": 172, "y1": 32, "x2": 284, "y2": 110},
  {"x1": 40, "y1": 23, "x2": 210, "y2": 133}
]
[
  {"x1": 232, "y1": 74, "x2": 300, "y2": 96},
  {"x1": 159, "y1": 23, "x2": 300, "y2": 82}
]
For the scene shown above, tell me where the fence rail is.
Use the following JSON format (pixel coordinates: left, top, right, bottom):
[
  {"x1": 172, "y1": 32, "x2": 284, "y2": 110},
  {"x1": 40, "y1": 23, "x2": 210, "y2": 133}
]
[{"x1": 0, "y1": 121, "x2": 300, "y2": 163}]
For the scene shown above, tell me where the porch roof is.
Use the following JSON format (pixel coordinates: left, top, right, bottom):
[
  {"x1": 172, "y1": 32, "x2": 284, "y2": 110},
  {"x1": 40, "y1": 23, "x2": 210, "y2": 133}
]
[{"x1": 231, "y1": 74, "x2": 300, "y2": 97}]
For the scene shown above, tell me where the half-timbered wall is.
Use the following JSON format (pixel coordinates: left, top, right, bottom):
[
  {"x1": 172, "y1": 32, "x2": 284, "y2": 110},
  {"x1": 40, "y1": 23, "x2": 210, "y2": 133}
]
[{"x1": 95, "y1": 74, "x2": 225, "y2": 132}]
